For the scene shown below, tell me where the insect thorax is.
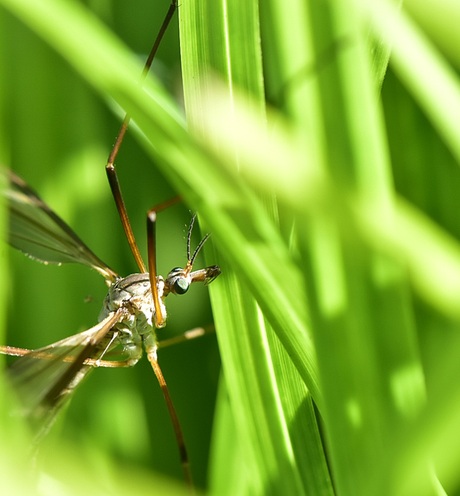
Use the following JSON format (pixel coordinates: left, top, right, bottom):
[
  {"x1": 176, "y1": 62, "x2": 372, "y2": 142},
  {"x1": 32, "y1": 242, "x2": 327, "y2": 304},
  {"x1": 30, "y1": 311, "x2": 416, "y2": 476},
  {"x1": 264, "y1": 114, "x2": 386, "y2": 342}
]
[{"x1": 99, "y1": 273, "x2": 166, "y2": 343}]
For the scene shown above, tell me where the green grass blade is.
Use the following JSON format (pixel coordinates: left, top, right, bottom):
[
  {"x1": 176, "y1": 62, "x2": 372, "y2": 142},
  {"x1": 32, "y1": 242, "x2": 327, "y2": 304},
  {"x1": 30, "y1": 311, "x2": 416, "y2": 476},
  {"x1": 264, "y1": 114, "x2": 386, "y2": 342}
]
[{"x1": 179, "y1": 1, "x2": 331, "y2": 493}]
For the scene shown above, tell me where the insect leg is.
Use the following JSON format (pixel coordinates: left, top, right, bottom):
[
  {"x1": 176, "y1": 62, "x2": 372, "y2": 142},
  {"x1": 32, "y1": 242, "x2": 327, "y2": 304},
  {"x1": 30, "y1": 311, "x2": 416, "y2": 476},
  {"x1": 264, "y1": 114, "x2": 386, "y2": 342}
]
[
  {"x1": 144, "y1": 333, "x2": 194, "y2": 490},
  {"x1": 105, "y1": 1, "x2": 178, "y2": 274}
]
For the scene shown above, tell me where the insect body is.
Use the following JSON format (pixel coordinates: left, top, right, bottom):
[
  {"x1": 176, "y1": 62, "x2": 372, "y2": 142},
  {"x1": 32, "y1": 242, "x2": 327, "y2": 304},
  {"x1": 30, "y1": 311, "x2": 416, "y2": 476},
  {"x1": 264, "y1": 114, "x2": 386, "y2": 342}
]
[
  {"x1": 1, "y1": 169, "x2": 220, "y2": 486},
  {"x1": 1, "y1": 2, "x2": 218, "y2": 487}
]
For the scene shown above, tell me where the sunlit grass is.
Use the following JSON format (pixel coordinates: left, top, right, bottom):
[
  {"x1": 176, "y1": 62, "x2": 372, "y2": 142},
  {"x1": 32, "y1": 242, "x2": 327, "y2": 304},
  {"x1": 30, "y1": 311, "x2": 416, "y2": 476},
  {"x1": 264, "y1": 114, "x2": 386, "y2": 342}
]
[{"x1": 1, "y1": 0, "x2": 460, "y2": 495}]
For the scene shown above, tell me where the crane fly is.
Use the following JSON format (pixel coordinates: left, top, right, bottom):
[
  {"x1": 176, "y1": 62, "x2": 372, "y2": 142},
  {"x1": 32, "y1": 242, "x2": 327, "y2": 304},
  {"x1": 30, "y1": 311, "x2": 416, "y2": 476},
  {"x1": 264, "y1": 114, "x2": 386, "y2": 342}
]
[{"x1": 0, "y1": 1, "x2": 220, "y2": 489}]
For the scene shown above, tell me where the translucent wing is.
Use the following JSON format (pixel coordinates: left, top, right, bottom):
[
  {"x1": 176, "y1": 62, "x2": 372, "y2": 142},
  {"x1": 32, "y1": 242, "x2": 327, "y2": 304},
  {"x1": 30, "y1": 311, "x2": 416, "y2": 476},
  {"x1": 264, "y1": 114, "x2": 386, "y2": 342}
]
[
  {"x1": 8, "y1": 311, "x2": 123, "y2": 439},
  {"x1": 3, "y1": 169, "x2": 118, "y2": 282}
]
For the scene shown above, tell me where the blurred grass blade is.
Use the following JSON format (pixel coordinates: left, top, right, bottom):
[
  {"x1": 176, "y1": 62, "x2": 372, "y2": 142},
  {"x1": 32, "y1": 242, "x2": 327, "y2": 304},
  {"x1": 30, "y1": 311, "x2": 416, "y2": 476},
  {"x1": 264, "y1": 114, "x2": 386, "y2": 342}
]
[{"x1": 361, "y1": 0, "x2": 460, "y2": 164}]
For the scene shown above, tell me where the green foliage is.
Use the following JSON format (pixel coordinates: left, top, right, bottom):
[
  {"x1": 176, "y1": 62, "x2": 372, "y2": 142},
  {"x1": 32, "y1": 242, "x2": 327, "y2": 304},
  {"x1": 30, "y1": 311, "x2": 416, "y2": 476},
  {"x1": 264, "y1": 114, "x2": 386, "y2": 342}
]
[{"x1": 1, "y1": 0, "x2": 460, "y2": 495}]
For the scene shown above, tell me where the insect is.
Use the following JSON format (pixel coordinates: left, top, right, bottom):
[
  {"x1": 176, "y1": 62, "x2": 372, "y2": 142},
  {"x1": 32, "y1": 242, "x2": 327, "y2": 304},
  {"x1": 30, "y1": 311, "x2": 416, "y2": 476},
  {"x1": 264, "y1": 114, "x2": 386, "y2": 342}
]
[{"x1": 0, "y1": 1, "x2": 220, "y2": 489}]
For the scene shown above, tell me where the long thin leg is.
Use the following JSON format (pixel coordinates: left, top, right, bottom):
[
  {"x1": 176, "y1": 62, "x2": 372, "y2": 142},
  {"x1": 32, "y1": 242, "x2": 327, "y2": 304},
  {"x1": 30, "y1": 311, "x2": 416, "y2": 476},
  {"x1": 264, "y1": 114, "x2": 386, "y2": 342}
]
[
  {"x1": 0, "y1": 345, "x2": 140, "y2": 369},
  {"x1": 105, "y1": 1, "x2": 178, "y2": 273},
  {"x1": 0, "y1": 345, "x2": 33, "y2": 357},
  {"x1": 103, "y1": 3, "x2": 194, "y2": 489},
  {"x1": 147, "y1": 348, "x2": 194, "y2": 491},
  {"x1": 146, "y1": 196, "x2": 181, "y2": 328},
  {"x1": 147, "y1": 210, "x2": 163, "y2": 326},
  {"x1": 1, "y1": 324, "x2": 215, "y2": 360},
  {"x1": 158, "y1": 324, "x2": 216, "y2": 349}
]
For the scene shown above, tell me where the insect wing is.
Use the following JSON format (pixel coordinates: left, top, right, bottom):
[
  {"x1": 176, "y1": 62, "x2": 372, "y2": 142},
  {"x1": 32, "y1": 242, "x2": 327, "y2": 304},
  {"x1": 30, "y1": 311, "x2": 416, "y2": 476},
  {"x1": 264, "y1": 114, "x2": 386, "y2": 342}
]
[
  {"x1": 3, "y1": 170, "x2": 117, "y2": 282},
  {"x1": 8, "y1": 312, "x2": 121, "y2": 437}
]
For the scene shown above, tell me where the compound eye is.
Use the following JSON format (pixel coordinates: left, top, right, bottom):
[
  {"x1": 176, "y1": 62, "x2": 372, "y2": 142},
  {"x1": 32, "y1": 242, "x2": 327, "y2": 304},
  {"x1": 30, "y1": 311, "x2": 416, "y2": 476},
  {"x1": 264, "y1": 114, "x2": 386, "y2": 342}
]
[{"x1": 173, "y1": 277, "x2": 189, "y2": 295}]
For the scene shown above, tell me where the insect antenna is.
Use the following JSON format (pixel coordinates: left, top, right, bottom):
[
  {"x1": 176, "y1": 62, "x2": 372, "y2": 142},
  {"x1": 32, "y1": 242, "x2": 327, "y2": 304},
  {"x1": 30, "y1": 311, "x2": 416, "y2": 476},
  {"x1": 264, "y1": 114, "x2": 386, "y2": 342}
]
[
  {"x1": 190, "y1": 232, "x2": 211, "y2": 267},
  {"x1": 146, "y1": 207, "x2": 195, "y2": 486}
]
